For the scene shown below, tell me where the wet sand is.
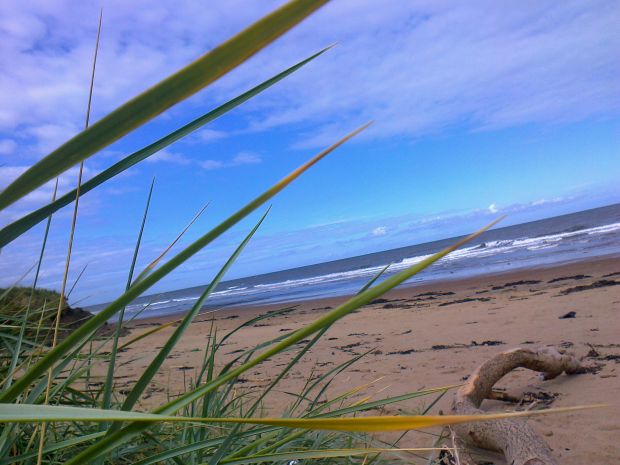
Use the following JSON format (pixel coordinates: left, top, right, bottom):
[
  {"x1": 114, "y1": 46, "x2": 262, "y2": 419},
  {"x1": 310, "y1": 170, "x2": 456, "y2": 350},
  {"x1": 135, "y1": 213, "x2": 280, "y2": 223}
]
[{"x1": 104, "y1": 257, "x2": 620, "y2": 464}]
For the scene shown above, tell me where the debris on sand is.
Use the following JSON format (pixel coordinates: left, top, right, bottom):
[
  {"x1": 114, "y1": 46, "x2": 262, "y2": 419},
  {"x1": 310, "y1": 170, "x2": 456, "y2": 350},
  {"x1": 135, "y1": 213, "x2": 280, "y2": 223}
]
[
  {"x1": 559, "y1": 311, "x2": 576, "y2": 319},
  {"x1": 439, "y1": 297, "x2": 492, "y2": 307},
  {"x1": 547, "y1": 274, "x2": 591, "y2": 283},
  {"x1": 491, "y1": 280, "x2": 542, "y2": 290},
  {"x1": 560, "y1": 279, "x2": 620, "y2": 295}
]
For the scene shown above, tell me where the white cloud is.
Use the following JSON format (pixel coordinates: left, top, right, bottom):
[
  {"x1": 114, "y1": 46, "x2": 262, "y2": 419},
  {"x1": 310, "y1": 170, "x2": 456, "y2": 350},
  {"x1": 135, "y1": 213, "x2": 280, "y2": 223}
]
[
  {"x1": 200, "y1": 151, "x2": 262, "y2": 170},
  {"x1": 0, "y1": 1, "x2": 617, "y2": 155},
  {"x1": 0, "y1": 165, "x2": 28, "y2": 188},
  {"x1": 231, "y1": 151, "x2": 261, "y2": 166},
  {"x1": 371, "y1": 226, "x2": 387, "y2": 236},
  {"x1": 25, "y1": 123, "x2": 80, "y2": 154},
  {"x1": 198, "y1": 128, "x2": 228, "y2": 143},
  {"x1": 200, "y1": 159, "x2": 225, "y2": 170},
  {"x1": 488, "y1": 203, "x2": 498, "y2": 214},
  {"x1": 0, "y1": 163, "x2": 96, "y2": 221},
  {"x1": 130, "y1": 147, "x2": 260, "y2": 169},
  {"x1": 145, "y1": 149, "x2": 192, "y2": 165},
  {"x1": 0, "y1": 138, "x2": 17, "y2": 155}
]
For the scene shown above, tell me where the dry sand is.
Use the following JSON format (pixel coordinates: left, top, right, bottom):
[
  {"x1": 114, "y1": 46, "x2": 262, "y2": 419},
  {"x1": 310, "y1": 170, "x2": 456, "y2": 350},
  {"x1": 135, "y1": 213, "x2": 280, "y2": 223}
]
[{"x1": 103, "y1": 257, "x2": 620, "y2": 464}]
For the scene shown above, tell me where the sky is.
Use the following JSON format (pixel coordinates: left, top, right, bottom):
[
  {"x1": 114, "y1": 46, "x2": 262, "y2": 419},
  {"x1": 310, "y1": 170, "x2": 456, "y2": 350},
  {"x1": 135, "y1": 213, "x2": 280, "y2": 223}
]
[{"x1": 0, "y1": 0, "x2": 619, "y2": 305}]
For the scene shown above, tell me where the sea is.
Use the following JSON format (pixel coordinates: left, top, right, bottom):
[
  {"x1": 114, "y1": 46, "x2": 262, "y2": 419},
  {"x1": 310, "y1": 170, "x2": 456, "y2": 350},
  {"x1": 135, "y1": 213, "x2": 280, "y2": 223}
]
[{"x1": 88, "y1": 203, "x2": 620, "y2": 321}]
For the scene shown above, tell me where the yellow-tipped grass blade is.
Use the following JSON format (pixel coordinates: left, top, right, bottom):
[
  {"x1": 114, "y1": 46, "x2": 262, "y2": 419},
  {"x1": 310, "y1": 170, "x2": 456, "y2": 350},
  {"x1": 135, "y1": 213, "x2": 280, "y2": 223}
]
[
  {"x1": 0, "y1": 122, "x2": 370, "y2": 405},
  {"x1": 233, "y1": 405, "x2": 602, "y2": 431},
  {"x1": 0, "y1": 404, "x2": 602, "y2": 430},
  {"x1": 131, "y1": 202, "x2": 209, "y2": 285},
  {"x1": 0, "y1": 0, "x2": 330, "y2": 210},
  {"x1": 117, "y1": 319, "x2": 178, "y2": 351}
]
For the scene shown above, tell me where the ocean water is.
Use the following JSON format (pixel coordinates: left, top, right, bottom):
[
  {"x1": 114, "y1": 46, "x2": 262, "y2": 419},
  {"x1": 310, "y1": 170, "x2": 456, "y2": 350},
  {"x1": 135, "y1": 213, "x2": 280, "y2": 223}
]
[{"x1": 89, "y1": 203, "x2": 620, "y2": 320}]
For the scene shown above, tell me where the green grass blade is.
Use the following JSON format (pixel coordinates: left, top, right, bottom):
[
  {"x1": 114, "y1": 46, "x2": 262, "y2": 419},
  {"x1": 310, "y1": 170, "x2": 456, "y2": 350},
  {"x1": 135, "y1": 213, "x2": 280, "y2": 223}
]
[
  {"x1": 0, "y1": 123, "x2": 368, "y2": 405},
  {"x1": 37, "y1": 14, "x2": 101, "y2": 459},
  {"x1": 66, "y1": 263, "x2": 88, "y2": 299},
  {"x1": 315, "y1": 385, "x2": 458, "y2": 418},
  {"x1": 217, "y1": 265, "x2": 397, "y2": 459},
  {"x1": 0, "y1": 432, "x2": 105, "y2": 465},
  {"x1": 131, "y1": 201, "x2": 209, "y2": 286},
  {"x1": 114, "y1": 208, "x2": 269, "y2": 416},
  {"x1": 356, "y1": 263, "x2": 391, "y2": 295},
  {"x1": 101, "y1": 178, "x2": 154, "y2": 415},
  {"x1": 210, "y1": 327, "x2": 330, "y2": 464},
  {"x1": 0, "y1": 47, "x2": 331, "y2": 249},
  {"x1": 130, "y1": 428, "x2": 277, "y2": 465},
  {"x1": 2, "y1": 180, "x2": 59, "y2": 394},
  {"x1": 61, "y1": 217, "x2": 499, "y2": 464},
  {"x1": 175, "y1": 218, "x2": 502, "y2": 416},
  {"x1": 0, "y1": 403, "x2": 596, "y2": 427},
  {"x1": 0, "y1": 0, "x2": 329, "y2": 210},
  {"x1": 218, "y1": 447, "x2": 443, "y2": 465},
  {"x1": 220, "y1": 263, "x2": 389, "y2": 462}
]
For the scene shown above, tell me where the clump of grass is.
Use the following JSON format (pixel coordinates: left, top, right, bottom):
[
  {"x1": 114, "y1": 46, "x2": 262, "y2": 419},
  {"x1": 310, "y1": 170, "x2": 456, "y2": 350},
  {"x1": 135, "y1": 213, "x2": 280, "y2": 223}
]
[{"x1": 0, "y1": 1, "x2": 569, "y2": 464}]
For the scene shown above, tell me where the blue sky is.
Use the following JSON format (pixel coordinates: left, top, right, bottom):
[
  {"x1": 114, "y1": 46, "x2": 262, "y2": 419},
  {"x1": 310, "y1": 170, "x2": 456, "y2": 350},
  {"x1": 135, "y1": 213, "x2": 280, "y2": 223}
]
[{"x1": 1, "y1": 0, "x2": 619, "y2": 305}]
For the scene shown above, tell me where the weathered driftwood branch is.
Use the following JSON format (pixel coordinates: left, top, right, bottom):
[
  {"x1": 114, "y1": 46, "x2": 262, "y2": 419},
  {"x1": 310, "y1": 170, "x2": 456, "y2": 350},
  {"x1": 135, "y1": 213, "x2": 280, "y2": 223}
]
[{"x1": 450, "y1": 346, "x2": 586, "y2": 465}]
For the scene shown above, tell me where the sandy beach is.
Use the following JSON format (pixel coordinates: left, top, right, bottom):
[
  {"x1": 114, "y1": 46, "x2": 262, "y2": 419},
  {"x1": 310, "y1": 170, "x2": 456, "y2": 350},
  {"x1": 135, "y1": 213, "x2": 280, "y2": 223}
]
[{"x1": 104, "y1": 257, "x2": 620, "y2": 464}]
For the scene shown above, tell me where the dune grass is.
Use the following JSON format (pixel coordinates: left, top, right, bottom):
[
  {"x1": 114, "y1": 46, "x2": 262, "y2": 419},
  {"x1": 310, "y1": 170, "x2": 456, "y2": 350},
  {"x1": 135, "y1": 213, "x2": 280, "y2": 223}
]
[{"x1": 0, "y1": 1, "x2": 580, "y2": 463}]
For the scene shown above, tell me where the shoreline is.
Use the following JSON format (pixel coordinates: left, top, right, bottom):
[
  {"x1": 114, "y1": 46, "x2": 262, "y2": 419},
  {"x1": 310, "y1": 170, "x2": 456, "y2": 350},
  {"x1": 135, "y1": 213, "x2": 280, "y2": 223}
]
[
  {"x1": 130, "y1": 255, "x2": 620, "y2": 326},
  {"x1": 111, "y1": 256, "x2": 620, "y2": 464}
]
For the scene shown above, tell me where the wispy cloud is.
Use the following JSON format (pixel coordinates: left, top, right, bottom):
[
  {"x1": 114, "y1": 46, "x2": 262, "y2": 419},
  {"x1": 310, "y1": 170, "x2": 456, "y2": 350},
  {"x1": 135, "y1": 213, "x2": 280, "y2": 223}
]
[
  {"x1": 0, "y1": 1, "x2": 617, "y2": 304},
  {"x1": 371, "y1": 226, "x2": 387, "y2": 237},
  {"x1": 0, "y1": 164, "x2": 98, "y2": 221},
  {"x1": 200, "y1": 151, "x2": 262, "y2": 170},
  {"x1": 145, "y1": 149, "x2": 192, "y2": 165},
  {"x1": 197, "y1": 128, "x2": 229, "y2": 143},
  {"x1": 0, "y1": 139, "x2": 17, "y2": 155},
  {"x1": 1, "y1": 1, "x2": 617, "y2": 155},
  {"x1": 199, "y1": 159, "x2": 224, "y2": 170}
]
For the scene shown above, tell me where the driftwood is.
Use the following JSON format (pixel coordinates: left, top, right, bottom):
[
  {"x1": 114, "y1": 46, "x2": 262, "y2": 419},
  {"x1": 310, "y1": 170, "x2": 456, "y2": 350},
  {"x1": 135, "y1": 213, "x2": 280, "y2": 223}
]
[{"x1": 450, "y1": 347, "x2": 587, "y2": 465}]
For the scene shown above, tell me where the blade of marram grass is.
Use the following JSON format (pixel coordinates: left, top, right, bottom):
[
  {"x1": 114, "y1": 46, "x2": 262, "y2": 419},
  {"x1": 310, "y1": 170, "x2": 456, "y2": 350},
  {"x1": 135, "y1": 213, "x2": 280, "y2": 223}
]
[
  {"x1": 252, "y1": 382, "x2": 451, "y2": 461},
  {"x1": 208, "y1": 258, "x2": 390, "y2": 464},
  {"x1": 325, "y1": 385, "x2": 458, "y2": 418},
  {"x1": 130, "y1": 428, "x2": 281, "y2": 465},
  {"x1": 0, "y1": 123, "x2": 370, "y2": 405},
  {"x1": 221, "y1": 352, "x2": 379, "y2": 462},
  {"x1": 0, "y1": 263, "x2": 37, "y2": 300},
  {"x1": 104, "y1": 385, "x2": 457, "y2": 465},
  {"x1": 213, "y1": 253, "x2": 394, "y2": 450},
  {"x1": 101, "y1": 177, "x2": 154, "y2": 418},
  {"x1": 2, "y1": 179, "x2": 59, "y2": 394},
  {"x1": 0, "y1": 46, "x2": 331, "y2": 249},
  {"x1": 356, "y1": 263, "x2": 391, "y2": 295},
  {"x1": 37, "y1": 13, "x2": 102, "y2": 464},
  {"x1": 6, "y1": 218, "x2": 474, "y2": 464},
  {"x1": 0, "y1": 403, "x2": 600, "y2": 428},
  {"x1": 117, "y1": 318, "x2": 178, "y2": 351},
  {"x1": 0, "y1": 0, "x2": 329, "y2": 210},
  {"x1": 131, "y1": 200, "x2": 209, "y2": 286},
  {"x1": 207, "y1": 326, "x2": 331, "y2": 464},
  {"x1": 114, "y1": 208, "x2": 269, "y2": 418},
  {"x1": 213, "y1": 294, "x2": 367, "y2": 456},
  {"x1": 75, "y1": 314, "x2": 324, "y2": 465},
  {"x1": 66, "y1": 263, "x2": 88, "y2": 299},
  {"x1": 217, "y1": 447, "x2": 446, "y2": 465},
  {"x1": 62, "y1": 217, "x2": 498, "y2": 464},
  {"x1": 0, "y1": 432, "x2": 105, "y2": 465}
]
